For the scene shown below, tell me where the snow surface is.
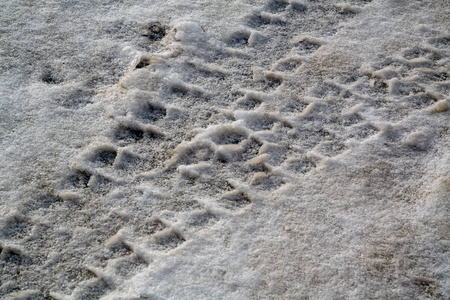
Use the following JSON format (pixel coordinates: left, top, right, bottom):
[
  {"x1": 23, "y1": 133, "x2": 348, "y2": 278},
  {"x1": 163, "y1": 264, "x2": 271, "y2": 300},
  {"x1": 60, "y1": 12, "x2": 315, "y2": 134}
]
[{"x1": 0, "y1": 0, "x2": 449, "y2": 299}]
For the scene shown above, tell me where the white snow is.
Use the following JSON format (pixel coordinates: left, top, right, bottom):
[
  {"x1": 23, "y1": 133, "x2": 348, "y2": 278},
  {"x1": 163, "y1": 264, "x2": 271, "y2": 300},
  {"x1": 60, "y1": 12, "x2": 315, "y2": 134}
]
[{"x1": 0, "y1": 0, "x2": 449, "y2": 299}]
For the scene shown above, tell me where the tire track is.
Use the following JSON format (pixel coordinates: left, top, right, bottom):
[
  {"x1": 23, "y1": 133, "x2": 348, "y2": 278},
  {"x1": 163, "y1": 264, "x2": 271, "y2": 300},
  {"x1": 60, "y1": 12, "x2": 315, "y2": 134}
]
[{"x1": 1, "y1": 0, "x2": 448, "y2": 298}]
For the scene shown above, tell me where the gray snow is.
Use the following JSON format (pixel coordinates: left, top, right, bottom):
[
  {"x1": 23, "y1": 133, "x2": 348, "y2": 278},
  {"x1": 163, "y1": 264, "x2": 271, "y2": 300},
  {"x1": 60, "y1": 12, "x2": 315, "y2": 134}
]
[{"x1": 0, "y1": 0, "x2": 449, "y2": 299}]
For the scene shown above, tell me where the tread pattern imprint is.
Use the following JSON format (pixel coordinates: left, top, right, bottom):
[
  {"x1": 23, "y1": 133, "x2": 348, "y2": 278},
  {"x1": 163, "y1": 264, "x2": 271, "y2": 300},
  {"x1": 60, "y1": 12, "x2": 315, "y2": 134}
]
[{"x1": 1, "y1": 0, "x2": 448, "y2": 299}]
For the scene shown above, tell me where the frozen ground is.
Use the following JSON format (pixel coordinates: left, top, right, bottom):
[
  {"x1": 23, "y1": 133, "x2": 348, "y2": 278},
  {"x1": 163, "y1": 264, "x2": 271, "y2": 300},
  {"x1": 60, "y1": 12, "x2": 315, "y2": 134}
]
[{"x1": 0, "y1": 0, "x2": 449, "y2": 299}]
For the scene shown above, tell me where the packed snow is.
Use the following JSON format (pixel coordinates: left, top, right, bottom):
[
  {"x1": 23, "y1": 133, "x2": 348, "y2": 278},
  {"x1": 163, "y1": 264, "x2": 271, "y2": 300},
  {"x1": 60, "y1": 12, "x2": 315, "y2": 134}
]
[{"x1": 0, "y1": 0, "x2": 449, "y2": 299}]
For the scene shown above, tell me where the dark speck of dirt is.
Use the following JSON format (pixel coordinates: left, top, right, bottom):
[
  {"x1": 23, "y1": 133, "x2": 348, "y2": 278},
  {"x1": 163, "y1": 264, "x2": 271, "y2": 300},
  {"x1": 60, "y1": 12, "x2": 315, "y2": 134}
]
[{"x1": 144, "y1": 22, "x2": 167, "y2": 41}]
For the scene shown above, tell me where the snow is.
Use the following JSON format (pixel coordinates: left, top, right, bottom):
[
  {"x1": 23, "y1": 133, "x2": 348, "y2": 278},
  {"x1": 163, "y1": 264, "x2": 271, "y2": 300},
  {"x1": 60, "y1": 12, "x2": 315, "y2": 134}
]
[{"x1": 0, "y1": 0, "x2": 449, "y2": 299}]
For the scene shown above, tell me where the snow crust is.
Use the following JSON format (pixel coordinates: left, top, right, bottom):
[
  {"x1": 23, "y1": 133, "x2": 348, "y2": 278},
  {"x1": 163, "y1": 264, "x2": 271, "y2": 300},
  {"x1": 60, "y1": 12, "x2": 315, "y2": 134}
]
[{"x1": 0, "y1": 0, "x2": 449, "y2": 299}]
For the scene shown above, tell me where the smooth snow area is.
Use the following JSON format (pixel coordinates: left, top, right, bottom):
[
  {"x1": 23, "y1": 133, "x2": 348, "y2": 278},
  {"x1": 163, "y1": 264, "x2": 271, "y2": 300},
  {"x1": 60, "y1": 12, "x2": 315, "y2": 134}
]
[{"x1": 0, "y1": 0, "x2": 449, "y2": 299}]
